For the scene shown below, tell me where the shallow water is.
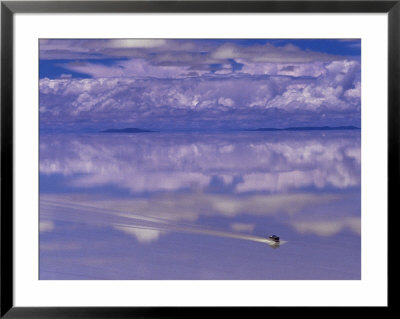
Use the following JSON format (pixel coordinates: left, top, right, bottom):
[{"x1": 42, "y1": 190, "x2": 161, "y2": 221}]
[{"x1": 39, "y1": 131, "x2": 361, "y2": 279}]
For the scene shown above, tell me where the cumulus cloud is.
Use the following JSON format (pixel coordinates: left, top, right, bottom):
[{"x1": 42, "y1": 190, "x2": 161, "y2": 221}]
[
  {"x1": 39, "y1": 67, "x2": 360, "y2": 130},
  {"x1": 265, "y1": 60, "x2": 360, "y2": 112},
  {"x1": 239, "y1": 61, "x2": 328, "y2": 77},
  {"x1": 39, "y1": 39, "x2": 360, "y2": 130}
]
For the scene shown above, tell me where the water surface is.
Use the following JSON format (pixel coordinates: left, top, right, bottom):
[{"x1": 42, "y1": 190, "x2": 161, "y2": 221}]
[{"x1": 39, "y1": 131, "x2": 361, "y2": 279}]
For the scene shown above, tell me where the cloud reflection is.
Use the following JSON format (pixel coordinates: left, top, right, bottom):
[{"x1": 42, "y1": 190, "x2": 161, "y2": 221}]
[
  {"x1": 39, "y1": 220, "x2": 54, "y2": 233},
  {"x1": 114, "y1": 226, "x2": 164, "y2": 244},
  {"x1": 41, "y1": 197, "x2": 287, "y2": 247},
  {"x1": 292, "y1": 217, "x2": 361, "y2": 236},
  {"x1": 40, "y1": 186, "x2": 358, "y2": 244},
  {"x1": 40, "y1": 131, "x2": 361, "y2": 243},
  {"x1": 40, "y1": 131, "x2": 360, "y2": 194}
]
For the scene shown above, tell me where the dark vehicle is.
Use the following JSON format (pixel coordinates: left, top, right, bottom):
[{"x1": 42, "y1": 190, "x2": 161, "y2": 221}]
[{"x1": 269, "y1": 235, "x2": 280, "y2": 243}]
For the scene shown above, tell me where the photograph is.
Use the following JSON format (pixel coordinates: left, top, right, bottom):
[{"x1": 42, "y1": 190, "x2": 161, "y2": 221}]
[{"x1": 38, "y1": 38, "x2": 362, "y2": 280}]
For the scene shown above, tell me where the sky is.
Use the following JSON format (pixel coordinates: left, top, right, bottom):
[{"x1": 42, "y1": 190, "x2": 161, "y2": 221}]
[{"x1": 39, "y1": 39, "x2": 361, "y2": 132}]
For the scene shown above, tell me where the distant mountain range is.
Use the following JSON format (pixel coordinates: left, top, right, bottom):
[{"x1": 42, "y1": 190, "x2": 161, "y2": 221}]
[
  {"x1": 251, "y1": 126, "x2": 360, "y2": 132},
  {"x1": 100, "y1": 128, "x2": 158, "y2": 133}
]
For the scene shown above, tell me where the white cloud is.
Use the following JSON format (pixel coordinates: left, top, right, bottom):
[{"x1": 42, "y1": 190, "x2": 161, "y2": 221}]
[
  {"x1": 114, "y1": 226, "x2": 163, "y2": 243},
  {"x1": 39, "y1": 220, "x2": 54, "y2": 232},
  {"x1": 218, "y1": 97, "x2": 234, "y2": 107},
  {"x1": 344, "y1": 81, "x2": 361, "y2": 99},
  {"x1": 108, "y1": 39, "x2": 166, "y2": 48},
  {"x1": 211, "y1": 42, "x2": 340, "y2": 64},
  {"x1": 291, "y1": 217, "x2": 361, "y2": 236},
  {"x1": 39, "y1": 64, "x2": 360, "y2": 129}
]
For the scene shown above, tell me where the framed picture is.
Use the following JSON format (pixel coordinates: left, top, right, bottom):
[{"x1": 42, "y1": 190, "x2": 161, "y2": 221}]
[{"x1": 1, "y1": 0, "x2": 395, "y2": 316}]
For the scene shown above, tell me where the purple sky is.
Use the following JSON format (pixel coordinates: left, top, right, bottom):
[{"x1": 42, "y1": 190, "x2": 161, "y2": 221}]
[{"x1": 39, "y1": 39, "x2": 361, "y2": 132}]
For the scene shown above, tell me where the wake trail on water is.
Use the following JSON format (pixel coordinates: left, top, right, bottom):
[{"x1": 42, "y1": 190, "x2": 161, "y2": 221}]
[{"x1": 40, "y1": 199, "x2": 287, "y2": 246}]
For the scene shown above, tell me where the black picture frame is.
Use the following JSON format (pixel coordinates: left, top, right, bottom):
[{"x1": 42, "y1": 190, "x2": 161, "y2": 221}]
[{"x1": 1, "y1": 0, "x2": 396, "y2": 317}]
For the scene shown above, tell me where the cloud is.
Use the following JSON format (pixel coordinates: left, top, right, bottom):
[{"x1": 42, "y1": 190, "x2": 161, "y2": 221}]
[
  {"x1": 218, "y1": 97, "x2": 235, "y2": 107},
  {"x1": 40, "y1": 190, "x2": 338, "y2": 225},
  {"x1": 40, "y1": 39, "x2": 358, "y2": 81},
  {"x1": 40, "y1": 188, "x2": 358, "y2": 244},
  {"x1": 114, "y1": 225, "x2": 163, "y2": 243},
  {"x1": 264, "y1": 60, "x2": 360, "y2": 111},
  {"x1": 40, "y1": 132, "x2": 361, "y2": 194},
  {"x1": 239, "y1": 61, "x2": 327, "y2": 77},
  {"x1": 39, "y1": 192, "x2": 330, "y2": 238},
  {"x1": 61, "y1": 58, "x2": 204, "y2": 79},
  {"x1": 291, "y1": 217, "x2": 361, "y2": 236},
  {"x1": 39, "y1": 220, "x2": 54, "y2": 232},
  {"x1": 39, "y1": 61, "x2": 361, "y2": 130},
  {"x1": 40, "y1": 39, "x2": 344, "y2": 65},
  {"x1": 59, "y1": 73, "x2": 72, "y2": 79},
  {"x1": 39, "y1": 39, "x2": 360, "y2": 130},
  {"x1": 40, "y1": 128, "x2": 361, "y2": 242},
  {"x1": 108, "y1": 39, "x2": 167, "y2": 48},
  {"x1": 52, "y1": 47, "x2": 352, "y2": 80},
  {"x1": 211, "y1": 42, "x2": 342, "y2": 64}
]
